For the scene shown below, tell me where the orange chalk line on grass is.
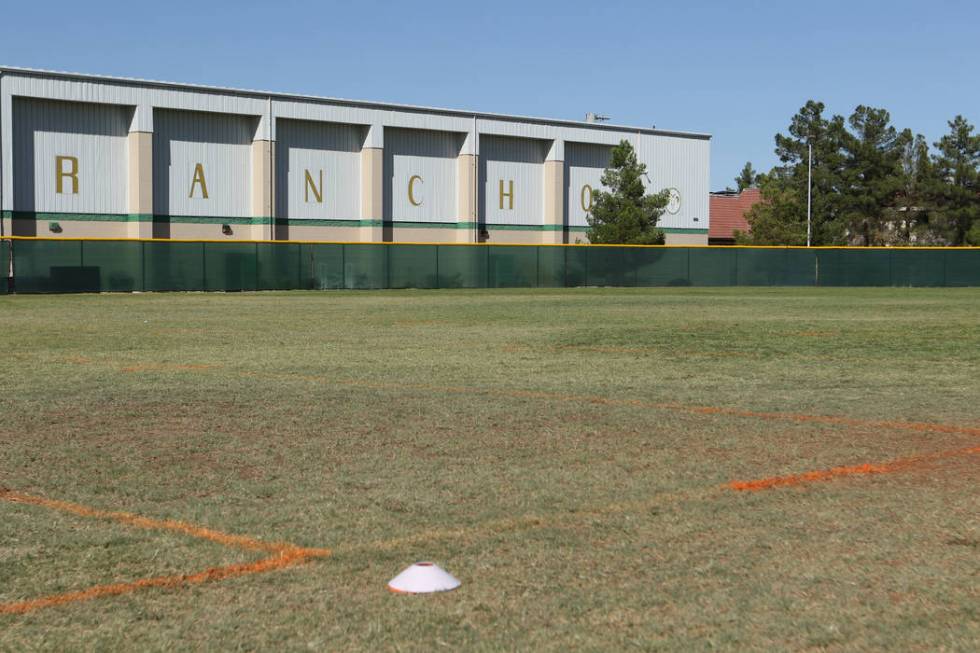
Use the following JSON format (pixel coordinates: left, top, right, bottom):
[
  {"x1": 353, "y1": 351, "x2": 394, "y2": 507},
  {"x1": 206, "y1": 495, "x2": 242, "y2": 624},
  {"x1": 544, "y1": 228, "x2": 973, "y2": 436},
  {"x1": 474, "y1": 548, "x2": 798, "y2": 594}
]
[
  {"x1": 0, "y1": 490, "x2": 330, "y2": 616},
  {"x1": 0, "y1": 551, "x2": 314, "y2": 616},
  {"x1": 727, "y1": 445, "x2": 980, "y2": 491},
  {"x1": 341, "y1": 447, "x2": 980, "y2": 556},
  {"x1": 1, "y1": 490, "x2": 287, "y2": 554},
  {"x1": 3, "y1": 442, "x2": 975, "y2": 614}
]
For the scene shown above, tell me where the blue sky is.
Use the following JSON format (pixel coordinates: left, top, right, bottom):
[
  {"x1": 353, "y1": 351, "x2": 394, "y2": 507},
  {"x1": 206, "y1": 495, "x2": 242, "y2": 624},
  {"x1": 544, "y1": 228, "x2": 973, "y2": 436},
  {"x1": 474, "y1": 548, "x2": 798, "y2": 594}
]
[{"x1": 1, "y1": 0, "x2": 977, "y2": 189}]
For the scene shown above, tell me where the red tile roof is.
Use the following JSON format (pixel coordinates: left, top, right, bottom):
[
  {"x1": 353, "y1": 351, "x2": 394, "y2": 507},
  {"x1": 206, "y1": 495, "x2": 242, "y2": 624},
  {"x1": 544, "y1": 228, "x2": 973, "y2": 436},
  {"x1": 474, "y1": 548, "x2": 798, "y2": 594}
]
[{"x1": 709, "y1": 188, "x2": 761, "y2": 241}]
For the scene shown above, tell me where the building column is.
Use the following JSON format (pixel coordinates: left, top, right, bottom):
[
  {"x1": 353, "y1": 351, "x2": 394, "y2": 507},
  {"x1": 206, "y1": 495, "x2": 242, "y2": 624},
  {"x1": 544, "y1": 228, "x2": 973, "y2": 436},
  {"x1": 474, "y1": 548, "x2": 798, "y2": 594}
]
[
  {"x1": 360, "y1": 146, "x2": 383, "y2": 242},
  {"x1": 456, "y1": 154, "x2": 477, "y2": 243},
  {"x1": 251, "y1": 139, "x2": 275, "y2": 240},
  {"x1": 543, "y1": 160, "x2": 565, "y2": 245},
  {"x1": 127, "y1": 131, "x2": 153, "y2": 239}
]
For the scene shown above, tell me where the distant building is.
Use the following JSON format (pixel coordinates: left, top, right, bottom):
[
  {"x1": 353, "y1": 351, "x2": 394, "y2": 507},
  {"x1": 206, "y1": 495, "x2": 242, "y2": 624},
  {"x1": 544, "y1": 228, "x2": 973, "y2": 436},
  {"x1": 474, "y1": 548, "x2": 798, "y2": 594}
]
[
  {"x1": 0, "y1": 66, "x2": 711, "y2": 245},
  {"x1": 708, "y1": 188, "x2": 761, "y2": 245}
]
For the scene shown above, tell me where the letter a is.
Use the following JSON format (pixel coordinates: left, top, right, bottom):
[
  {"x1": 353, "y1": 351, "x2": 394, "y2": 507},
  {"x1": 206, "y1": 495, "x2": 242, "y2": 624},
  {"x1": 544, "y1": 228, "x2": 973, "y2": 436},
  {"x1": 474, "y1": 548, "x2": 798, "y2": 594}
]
[
  {"x1": 305, "y1": 169, "x2": 323, "y2": 203},
  {"x1": 189, "y1": 163, "x2": 209, "y2": 199},
  {"x1": 56, "y1": 155, "x2": 79, "y2": 194}
]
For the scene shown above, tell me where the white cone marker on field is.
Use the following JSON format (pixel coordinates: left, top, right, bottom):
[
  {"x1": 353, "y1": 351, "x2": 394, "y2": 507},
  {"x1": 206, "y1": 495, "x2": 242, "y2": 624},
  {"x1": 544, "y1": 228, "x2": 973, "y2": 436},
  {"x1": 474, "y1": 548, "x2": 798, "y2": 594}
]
[{"x1": 388, "y1": 562, "x2": 461, "y2": 594}]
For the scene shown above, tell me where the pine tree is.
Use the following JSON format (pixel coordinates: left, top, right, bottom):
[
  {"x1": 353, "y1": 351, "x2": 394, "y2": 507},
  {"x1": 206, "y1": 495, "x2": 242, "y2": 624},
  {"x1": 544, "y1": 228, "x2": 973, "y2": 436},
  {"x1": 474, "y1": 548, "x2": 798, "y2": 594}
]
[
  {"x1": 586, "y1": 140, "x2": 669, "y2": 245},
  {"x1": 839, "y1": 106, "x2": 910, "y2": 246},
  {"x1": 735, "y1": 162, "x2": 758, "y2": 191},
  {"x1": 930, "y1": 116, "x2": 980, "y2": 245},
  {"x1": 743, "y1": 103, "x2": 978, "y2": 246},
  {"x1": 742, "y1": 101, "x2": 848, "y2": 245},
  {"x1": 888, "y1": 133, "x2": 936, "y2": 245}
]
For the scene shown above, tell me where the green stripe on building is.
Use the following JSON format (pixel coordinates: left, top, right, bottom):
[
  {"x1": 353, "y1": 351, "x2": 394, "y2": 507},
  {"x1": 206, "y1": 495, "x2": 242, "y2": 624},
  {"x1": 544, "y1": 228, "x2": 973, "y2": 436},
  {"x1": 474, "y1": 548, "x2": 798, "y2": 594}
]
[{"x1": 3, "y1": 211, "x2": 708, "y2": 234}]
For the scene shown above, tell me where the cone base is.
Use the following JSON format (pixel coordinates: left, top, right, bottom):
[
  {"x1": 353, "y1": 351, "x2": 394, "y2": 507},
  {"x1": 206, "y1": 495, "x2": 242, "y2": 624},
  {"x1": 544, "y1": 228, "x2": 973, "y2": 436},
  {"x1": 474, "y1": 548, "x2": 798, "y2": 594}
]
[{"x1": 387, "y1": 562, "x2": 461, "y2": 594}]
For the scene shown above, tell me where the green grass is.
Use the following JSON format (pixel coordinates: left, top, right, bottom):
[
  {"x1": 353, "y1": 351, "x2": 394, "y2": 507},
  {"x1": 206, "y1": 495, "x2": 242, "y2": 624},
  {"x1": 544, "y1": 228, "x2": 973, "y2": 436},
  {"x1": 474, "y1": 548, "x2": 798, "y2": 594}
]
[{"x1": 0, "y1": 287, "x2": 978, "y2": 651}]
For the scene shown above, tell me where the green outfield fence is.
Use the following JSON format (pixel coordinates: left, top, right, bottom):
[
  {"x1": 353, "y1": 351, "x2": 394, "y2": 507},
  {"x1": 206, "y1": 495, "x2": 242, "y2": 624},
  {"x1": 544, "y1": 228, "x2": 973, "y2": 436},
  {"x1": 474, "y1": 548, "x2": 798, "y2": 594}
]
[{"x1": 1, "y1": 238, "x2": 979, "y2": 293}]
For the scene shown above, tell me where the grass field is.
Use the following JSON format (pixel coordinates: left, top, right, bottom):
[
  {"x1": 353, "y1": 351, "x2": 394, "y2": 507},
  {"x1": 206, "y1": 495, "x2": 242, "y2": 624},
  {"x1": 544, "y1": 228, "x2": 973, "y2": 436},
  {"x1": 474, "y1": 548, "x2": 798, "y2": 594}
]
[{"x1": 1, "y1": 287, "x2": 978, "y2": 651}]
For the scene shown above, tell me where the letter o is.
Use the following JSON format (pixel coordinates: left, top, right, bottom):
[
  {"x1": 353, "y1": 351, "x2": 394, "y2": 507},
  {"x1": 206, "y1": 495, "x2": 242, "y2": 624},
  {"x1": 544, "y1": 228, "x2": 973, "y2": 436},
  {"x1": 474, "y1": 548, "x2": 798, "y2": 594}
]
[{"x1": 581, "y1": 184, "x2": 594, "y2": 212}]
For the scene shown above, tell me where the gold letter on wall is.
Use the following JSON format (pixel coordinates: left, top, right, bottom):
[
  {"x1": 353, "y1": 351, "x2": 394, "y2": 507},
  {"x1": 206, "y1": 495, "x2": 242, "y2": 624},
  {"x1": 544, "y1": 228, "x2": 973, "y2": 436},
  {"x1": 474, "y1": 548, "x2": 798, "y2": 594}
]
[
  {"x1": 189, "y1": 163, "x2": 209, "y2": 199},
  {"x1": 305, "y1": 169, "x2": 323, "y2": 203},
  {"x1": 408, "y1": 175, "x2": 423, "y2": 207},
  {"x1": 55, "y1": 156, "x2": 79, "y2": 194},
  {"x1": 498, "y1": 179, "x2": 514, "y2": 210},
  {"x1": 581, "y1": 184, "x2": 594, "y2": 213}
]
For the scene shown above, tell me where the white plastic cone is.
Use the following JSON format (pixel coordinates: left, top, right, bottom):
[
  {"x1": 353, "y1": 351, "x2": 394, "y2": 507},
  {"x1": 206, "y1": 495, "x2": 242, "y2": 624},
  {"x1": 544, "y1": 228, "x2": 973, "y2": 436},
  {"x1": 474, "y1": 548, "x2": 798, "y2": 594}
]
[{"x1": 387, "y1": 562, "x2": 461, "y2": 594}]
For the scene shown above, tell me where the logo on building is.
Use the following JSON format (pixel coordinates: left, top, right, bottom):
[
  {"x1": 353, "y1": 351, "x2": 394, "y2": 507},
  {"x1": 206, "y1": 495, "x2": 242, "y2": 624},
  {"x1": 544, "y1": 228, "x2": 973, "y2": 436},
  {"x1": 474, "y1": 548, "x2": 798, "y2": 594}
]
[{"x1": 666, "y1": 188, "x2": 681, "y2": 215}]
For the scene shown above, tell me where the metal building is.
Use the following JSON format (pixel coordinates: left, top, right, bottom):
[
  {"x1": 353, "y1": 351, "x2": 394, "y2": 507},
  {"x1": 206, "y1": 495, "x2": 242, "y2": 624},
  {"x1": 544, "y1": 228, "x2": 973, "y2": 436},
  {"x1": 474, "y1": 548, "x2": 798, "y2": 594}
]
[{"x1": 0, "y1": 67, "x2": 710, "y2": 244}]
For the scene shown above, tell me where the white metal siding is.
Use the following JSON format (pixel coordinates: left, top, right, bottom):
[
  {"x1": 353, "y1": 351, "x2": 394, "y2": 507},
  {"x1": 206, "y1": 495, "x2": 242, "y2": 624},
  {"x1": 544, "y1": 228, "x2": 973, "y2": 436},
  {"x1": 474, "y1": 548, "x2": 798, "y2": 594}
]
[
  {"x1": 564, "y1": 142, "x2": 612, "y2": 228},
  {"x1": 0, "y1": 70, "x2": 711, "y2": 226},
  {"x1": 153, "y1": 109, "x2": 254, "y2": 217},
  {"x1": 479, "y1": 135, "x2": 547, "y2": 226},
  {"x1": 384, "y1": 128, "x2": 462, "y2": 223},
  {"x1": 276, "y1": 119, "x2": 363, "y2": 220},
  {"x1": 635, "y1": 135, "x2": 709, "y2": 230},
  {"x1": 12, "y1": 97, "x2": 129, "y2": 214}
]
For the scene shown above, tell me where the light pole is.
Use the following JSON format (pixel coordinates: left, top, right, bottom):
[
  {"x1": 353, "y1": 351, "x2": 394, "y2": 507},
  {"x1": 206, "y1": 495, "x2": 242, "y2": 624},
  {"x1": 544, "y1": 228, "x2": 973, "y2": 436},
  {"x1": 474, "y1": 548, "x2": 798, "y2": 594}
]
[{"x1": 806, "y1": 142, "x2": 813, "y2": 247}]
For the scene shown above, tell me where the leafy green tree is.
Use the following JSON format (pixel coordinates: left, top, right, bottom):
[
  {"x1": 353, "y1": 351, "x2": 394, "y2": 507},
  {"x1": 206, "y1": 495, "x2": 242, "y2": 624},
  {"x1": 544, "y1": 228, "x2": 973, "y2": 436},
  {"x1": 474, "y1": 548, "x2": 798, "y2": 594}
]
[
  {"x1": 742, "y1": 101, "x2": 848, "y2": 245},
  {"x1": 736, "y1": 172, "x2": 807, "y2": 244},
  {"x1": 930, "y1": 115, "x2": 980, "y2": 245},
  {"x1": 839, "y1": 106, "x2": 911, "y2": 246},
  {"x1": 967, "y1": 222, "x2": 980, "y2": 246},
  {"x1": 741, "y1": 103, "x2": 978, "y2": 246},
  {"x1": 887, "y1": 133, "x2": 937, "y2": 245},
  {"x1": 735, "y1": 161, "x2": 758, "y2": 191},
  {"x1": 587, "y1": 140, "x2": 669, "y2": 245}
]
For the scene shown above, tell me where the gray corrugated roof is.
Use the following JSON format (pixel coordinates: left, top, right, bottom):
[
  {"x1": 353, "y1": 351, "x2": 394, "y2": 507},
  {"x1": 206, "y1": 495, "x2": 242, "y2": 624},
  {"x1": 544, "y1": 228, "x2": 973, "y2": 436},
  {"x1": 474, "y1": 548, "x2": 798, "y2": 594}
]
[{"x1": 0, "y1": 65, "x2": 711, "y2": 141}]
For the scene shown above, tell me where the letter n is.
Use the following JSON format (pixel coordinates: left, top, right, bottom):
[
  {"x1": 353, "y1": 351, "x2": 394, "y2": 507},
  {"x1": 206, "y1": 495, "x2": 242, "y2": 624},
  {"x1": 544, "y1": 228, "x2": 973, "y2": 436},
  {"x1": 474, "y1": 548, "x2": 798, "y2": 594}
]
[{"x1": 305, "y1": 169, "x2": 323, "y2": 203}]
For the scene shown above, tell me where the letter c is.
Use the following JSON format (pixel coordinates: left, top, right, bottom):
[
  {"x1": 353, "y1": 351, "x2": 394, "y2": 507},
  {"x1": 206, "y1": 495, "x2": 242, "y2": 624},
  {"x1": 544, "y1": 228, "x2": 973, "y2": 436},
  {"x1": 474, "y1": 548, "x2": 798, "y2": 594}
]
[{"x1": 408, "y1": 175, "x2": 423, "y2": 207}]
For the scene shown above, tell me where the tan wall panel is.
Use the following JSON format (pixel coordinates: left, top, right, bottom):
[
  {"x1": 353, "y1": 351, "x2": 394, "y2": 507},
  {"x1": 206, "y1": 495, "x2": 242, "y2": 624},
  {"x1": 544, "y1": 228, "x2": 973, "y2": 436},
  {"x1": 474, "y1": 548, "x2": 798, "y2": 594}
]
[
  {"x1": 127, "y1": 131, "x2": 153, "y2": 214},
  {"x1": 250, "y1": 140, "x2": 274, "y2": 217},
  {"x1": 482, "y1": 228, "x2": 551, "y2": 244},
  {"x1": 542, "y1": 160, "x2": 563, "y2": 244},
  {"x1": 360, "y1": 147, "x2": 383, "y2": 241},
  {"x1": 165, "y1": 222, "x2": 256, "y2": 241},
  {"x1": 665, "y1": 232, "x2": 708, "y2": 245},
  {"x1": 456, "y1": 154, "x2": 477, "y2": 243},
  {"x1": 250, "y1": 139, "x2": 274, "y2": 240},
  {"x1": 127, "y1": 131, "x2": 153, "y2": 238},
  {"x1": 360, "y1": 148, "x2": 383, "y2": 219},
  {"x1": 11, "y1": 219, "x2": 130, "y2": 239},
  {"x1": 456, "y1": 155, "x2": 477, "y2": 220},
  {"x1": 388, "y1": 227, "x2": 462, "y2": 244},
  {"x1": 278, "y1": 224, "x2": 364, "y2": 242}
]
